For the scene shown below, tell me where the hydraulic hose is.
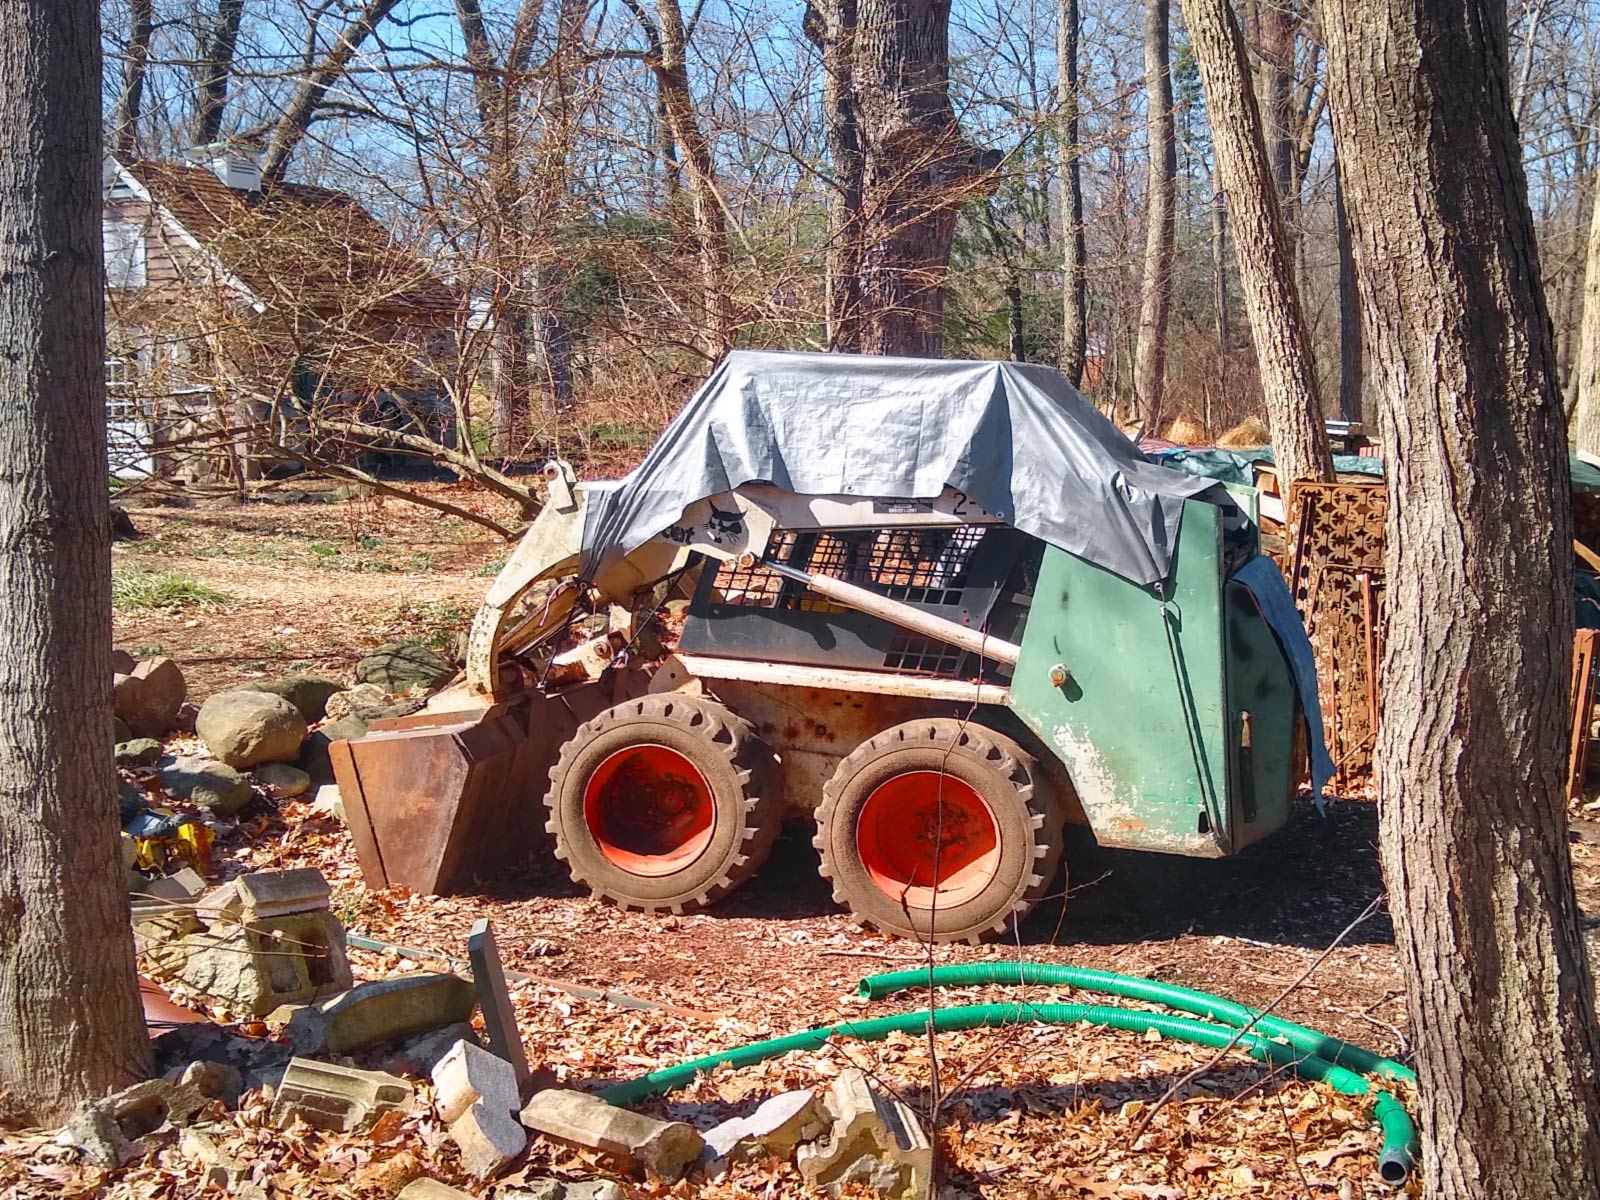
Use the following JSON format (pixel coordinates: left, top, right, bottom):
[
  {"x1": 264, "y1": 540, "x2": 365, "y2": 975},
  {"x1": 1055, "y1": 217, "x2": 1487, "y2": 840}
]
[
  {"x1": 859, "y1": 962, "x2": 1415, "y2": 1084},
  {"x1": 597, "y1": 1001, "x2": 1418, "y2": 1185}
]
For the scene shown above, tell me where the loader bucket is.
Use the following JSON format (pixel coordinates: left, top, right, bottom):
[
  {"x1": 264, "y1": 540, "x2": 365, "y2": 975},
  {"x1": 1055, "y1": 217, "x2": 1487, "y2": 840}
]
[{"x1": 329, "y1": 684, "x2": 609, "y2": 895}]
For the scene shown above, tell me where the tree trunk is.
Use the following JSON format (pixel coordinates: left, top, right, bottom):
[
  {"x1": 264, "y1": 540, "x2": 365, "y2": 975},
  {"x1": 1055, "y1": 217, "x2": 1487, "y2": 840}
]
[
  {"x1": 1212, "y1": 184, "x2": 1228, "y2": 427},
  {"x1": 854, "y1": 0, "x2": 981, "y2": 357},
  {"x1": 807, "y1": 0, "x2": 865, "y2": 352},
  {"x1": 983, "y1": 201, "x2": 1026, "y2": 361},
  {"x1": 1334, "y1": 162, "x2": 1363, "y2": 422},
  {"x1": 1323, "y1": 1, "x2": 1600, "y2": 1195},
  {"x1": 651, "y1": 0, "x2": 734, "y2": 357},
  {"x1": 1058, "y1": 0, "x2": 1087, "y2": 384},
  {"x1": 109, "y1": 0, "x2": 154, "y2": 159},
  {"x1": 261, "y1": 0, "x2": 401, "y2": 184},
  {"x1": 1573, "y1": 177, "x2": 1600, "y2": 456},
  {"x1": 0, "y1": 0, "x2": 151, "y2": 1125},
  {"x1": 194, "y1": 0, "x2": 245, "y2": 145},
  {"x1": 1181, "y1": 0, "x2": 1333, "y2": 483},
  {"x1": 1134, "y1": 0, "x2": 1176, "y2": 428}
]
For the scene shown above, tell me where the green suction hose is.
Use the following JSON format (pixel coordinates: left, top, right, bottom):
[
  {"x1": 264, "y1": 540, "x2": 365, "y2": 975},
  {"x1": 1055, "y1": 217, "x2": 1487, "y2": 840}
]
[
  {"x1": 597, "y1": 1000, "x2": 1418, "y2": 1185},
  {"x1": 859, "y1": 962, "x2": 1415, "y2": 1084}
]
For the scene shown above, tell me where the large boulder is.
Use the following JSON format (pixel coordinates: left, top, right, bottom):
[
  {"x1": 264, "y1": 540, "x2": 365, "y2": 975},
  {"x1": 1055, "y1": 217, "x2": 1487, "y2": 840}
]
[
  {"x1": 297, "y1": 715, "x2": 370, "y2": 783},
  {"x1": 355, "y1": 644, "x2": 454, "y2": 695},
  {"x1": 196, "y1": 691, "x2": 307, "y2": 769},
  {"x1": 251, "y1": 675, "x2": 345, "y2": 723},
  {"x1": 114, "y1": 657, "x2": 188, "y2": 738},
  {"x1": 159, "y1": 758, "x2": 252, "y2": 815}
]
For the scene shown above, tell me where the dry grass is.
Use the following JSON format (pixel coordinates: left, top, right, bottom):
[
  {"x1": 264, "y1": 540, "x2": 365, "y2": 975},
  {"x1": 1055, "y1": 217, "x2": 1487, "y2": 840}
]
[{"x1": 1217, "y1": 416, "x2": 1272, "y2": 449}]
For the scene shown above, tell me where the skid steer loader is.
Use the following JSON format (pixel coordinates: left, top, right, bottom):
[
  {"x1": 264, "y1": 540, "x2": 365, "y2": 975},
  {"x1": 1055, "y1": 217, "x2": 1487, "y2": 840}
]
[{"x1": 331, "y1": 352, "x2": 1327, "y2": 944}]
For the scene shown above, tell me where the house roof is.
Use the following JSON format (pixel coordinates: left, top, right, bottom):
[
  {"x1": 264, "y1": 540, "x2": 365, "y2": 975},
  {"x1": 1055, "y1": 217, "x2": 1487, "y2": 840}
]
[{"x1": 113, "y1": 157, "x2": 457, "y2": 318}]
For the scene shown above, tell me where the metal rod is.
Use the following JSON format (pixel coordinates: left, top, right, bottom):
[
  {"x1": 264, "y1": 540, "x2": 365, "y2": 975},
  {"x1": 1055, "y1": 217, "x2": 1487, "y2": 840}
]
[{"x1": 760, "y1": 558, "x2": 1023, "y2": 666}]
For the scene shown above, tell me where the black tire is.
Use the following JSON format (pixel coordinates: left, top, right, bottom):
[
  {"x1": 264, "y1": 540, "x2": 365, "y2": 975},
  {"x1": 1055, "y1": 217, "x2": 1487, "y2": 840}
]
[
  {"x1": 815, "y1": 718, "x2": 1064, "y2": 944},
  {"x1": 546, "y1": 694, "x2": 780, "y2": 913}
]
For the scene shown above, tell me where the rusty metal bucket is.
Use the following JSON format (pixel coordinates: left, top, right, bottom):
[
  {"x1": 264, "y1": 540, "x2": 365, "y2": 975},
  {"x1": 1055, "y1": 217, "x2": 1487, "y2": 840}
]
[{"x1": 330, "y1": 684, "x2": 610, "y2": 895}]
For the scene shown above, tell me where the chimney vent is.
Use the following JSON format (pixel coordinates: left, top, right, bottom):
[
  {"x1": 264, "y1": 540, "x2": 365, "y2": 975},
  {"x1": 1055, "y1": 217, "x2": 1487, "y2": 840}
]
[{"x1": 182, "y1": 143, "x2": 263, "y2": 193}]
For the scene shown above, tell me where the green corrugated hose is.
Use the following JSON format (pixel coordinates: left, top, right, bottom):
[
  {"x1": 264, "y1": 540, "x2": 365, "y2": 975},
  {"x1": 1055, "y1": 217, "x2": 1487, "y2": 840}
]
[
  {"x1": 598, "y1": 997, "x2": 1417, "y2": 1185},
  {"x1": 859, "y1": 962, "x2": 1415, "y2": 1083}
]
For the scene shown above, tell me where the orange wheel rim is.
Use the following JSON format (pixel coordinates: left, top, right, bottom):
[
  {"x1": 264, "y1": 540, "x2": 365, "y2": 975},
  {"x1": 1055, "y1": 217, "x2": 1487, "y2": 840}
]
[
  {"x1": 582, "y1": 744, "x2": 716, "y2": 876},
  {"x1": 855, "y1": 771, "x2": 1001, "y2": 909}
]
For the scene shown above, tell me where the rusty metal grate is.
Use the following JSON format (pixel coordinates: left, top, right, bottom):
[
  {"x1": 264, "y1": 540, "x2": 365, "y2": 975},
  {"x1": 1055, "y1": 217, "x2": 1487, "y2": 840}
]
[
  {"x1": 1287, "y1": 482, "x2": 1387, "y2": 788},
  {"x1": 710, "y1": 526, "x2": 987, "y2": 611}
]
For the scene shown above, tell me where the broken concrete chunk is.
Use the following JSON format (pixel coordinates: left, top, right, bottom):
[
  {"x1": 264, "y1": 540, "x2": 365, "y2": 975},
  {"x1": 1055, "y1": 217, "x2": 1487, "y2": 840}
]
[
  {"x1": 468, "y1": 918, "x2": 533, "y2": 1099},
  {"x1": 196, "y1": 690, "x2": 308, "y2": 769},
  {"x1": 703, "y1": 1089, "x2": 825, "y2": 1164},
  {"x1": 180, "y1": 1126, "x2": 249, "y2": 1191},
  {"x1": 432, "y1": 1040, "x2": 527, "y2": 1178},
  {"x1": 270, "y1": 1058, "x2": 414, "y2": 1133},
  {"x1": 520, "y1": 1089, "x2": 703, "y2": 1182},
  {"x1": 382, "y1": 1021, "x2": 481, "y2": 1077},
  {"x1": 795, "y1": 1070, "x2": 932, "y2": 1200},
  {"x1": 396, "y1": 1181, "x2": 477, "y2": 1200},
  {"x1": 285, "y1": 972, "x2": 477, "y2": 1055},
  {"x1": 565, "y1": 1183, "x2": 626, "y2": 1200},
  {"x1": 59, "y1": 1078, "x2": 211, "y2": 1167},
  {"x1": 154, "y1": 867, "x2": 343, "y2": 1010}
]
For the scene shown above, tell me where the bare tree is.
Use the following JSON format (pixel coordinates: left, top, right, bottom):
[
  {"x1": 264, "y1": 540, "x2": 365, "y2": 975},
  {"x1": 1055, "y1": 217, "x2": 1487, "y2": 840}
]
[
  {"x1": 1133, "y1": 0, "x2": 1176, "y2": 426},
  {"x1": 854, "y1": 0, "x2": 986, "y2": 356},
  {"x1": 805, "y1": 0, "x2": 865, "y2": 351},
  {"x1": 0, "y1": 0, "x2": 151, "y2": 1123},
  {"x1": 1334, "y1": 159, "x2": 1362, "y2": 422},
  {"x1": 1182, "y1": 0, "x2": 1332, "y2": 483},
  {"x1": 1058, "y1": 0, "x2": 1087, "y2": 384},
  {"x1": 109, "y1": 0, "x2": 155, "y2": 158},
  {"x1": 1323, "y1": 0, "x2": 1600, "y2": 1193},
  {"x1": 261, "y1": 0, "x2": 404, "y2": 184},
  {"x1": 194, "y1": 0, "x2": 246, "y2": 144},
  {"x1": 1573, "y1": 171, "x2": 1600, "y2": 456}
]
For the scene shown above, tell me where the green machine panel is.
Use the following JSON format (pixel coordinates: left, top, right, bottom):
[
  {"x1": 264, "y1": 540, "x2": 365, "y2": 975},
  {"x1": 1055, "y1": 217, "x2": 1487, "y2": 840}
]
[{"x1": 1007, "y1": 500, "x2": 1299, "y2": 858}]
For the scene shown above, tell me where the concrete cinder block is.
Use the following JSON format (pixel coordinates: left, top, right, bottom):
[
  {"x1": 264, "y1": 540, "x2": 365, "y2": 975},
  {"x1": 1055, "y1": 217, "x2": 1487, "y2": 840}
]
[
  {"x1": 431, "y1": 1039, "x2": 527, "y2": 1178},
  {"x1": 795, "y1": 1070, "x2": 932, "y2": 1199},
  {"x1": 269, "y1": 1058, "x2": 414, "y2": 1133},
  {"x1": 235, "y1": 867, "x2": 331, "y2": 918},
  {"x1": 520, "y1": 1088, "x2": 703, "y2": 1181}
]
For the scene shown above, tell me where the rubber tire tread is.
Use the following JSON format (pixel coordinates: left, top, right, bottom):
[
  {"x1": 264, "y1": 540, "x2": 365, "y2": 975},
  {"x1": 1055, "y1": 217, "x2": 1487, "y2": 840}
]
[
  {"x1": 546, "y1": 694, "x2": 780, "y2": 914},
  {"x1": 814, "y1": 718, "x2": 1065, "y2": 944}
]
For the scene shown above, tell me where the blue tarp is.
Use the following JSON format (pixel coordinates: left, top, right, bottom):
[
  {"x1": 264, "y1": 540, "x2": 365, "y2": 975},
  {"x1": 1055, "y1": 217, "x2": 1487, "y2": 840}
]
[{"x1": 1233, "y1": 556, "x2": 1337, "y2": 811}]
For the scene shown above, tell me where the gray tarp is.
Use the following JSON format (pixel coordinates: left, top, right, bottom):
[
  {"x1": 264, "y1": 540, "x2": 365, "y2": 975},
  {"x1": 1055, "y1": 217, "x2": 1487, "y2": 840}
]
[{"x1": 580, "y1": 350, "x2": 1225, "y2": 587}]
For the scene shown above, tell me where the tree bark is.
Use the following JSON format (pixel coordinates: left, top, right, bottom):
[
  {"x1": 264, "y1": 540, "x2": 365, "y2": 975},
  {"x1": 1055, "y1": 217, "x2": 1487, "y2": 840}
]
[
  {"x1": 109, "y1": 0, "x2": 154, "y2": 159},
  {"x1": 0, "y1": 0, "x2": 151, "y2": 1124},
  {"x1": 1181, "y1": 0, "x2": 1333, "y2": 483},
  {"x1": 1057, "y1": 0, "x2": 1087, "y2": 384},
  {"x1": 1334, "y1": 161, "x2": 1363, "y2": 422},
  {"x1": 1212, "y1": 184, "x2": 1228, "y2": 428},
  {"x1": 194, "y1": 0, "x2": 245, "y2": 145},
  {"x1": 806, "y1": 0, "x2": 865, "y2": 352},
  {"x1": 261, "y1": 0, "x2": 402, "y2": 184},
  {"x1": 854, "y1": 0, "x2": 981, "y2": 357},
  {"x1": 1573, "y1": 173, "x2": 1600, "y2": 456},
  {"x1": 1134, "y1": 0, "x2": 1176, "y2": 427},
  {"x1": 645, "y1": 0, "x2": 734, "y2": 357},
  {"x1": 1323, "y1": 1, "x2": 1600, "y2": 1195}
]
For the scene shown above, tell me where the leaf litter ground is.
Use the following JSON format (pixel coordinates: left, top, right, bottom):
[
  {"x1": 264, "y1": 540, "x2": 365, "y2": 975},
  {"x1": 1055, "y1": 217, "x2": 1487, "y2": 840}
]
[{"x1": 17, "y1": 485, "x2": 1591, "y2": 1198}]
